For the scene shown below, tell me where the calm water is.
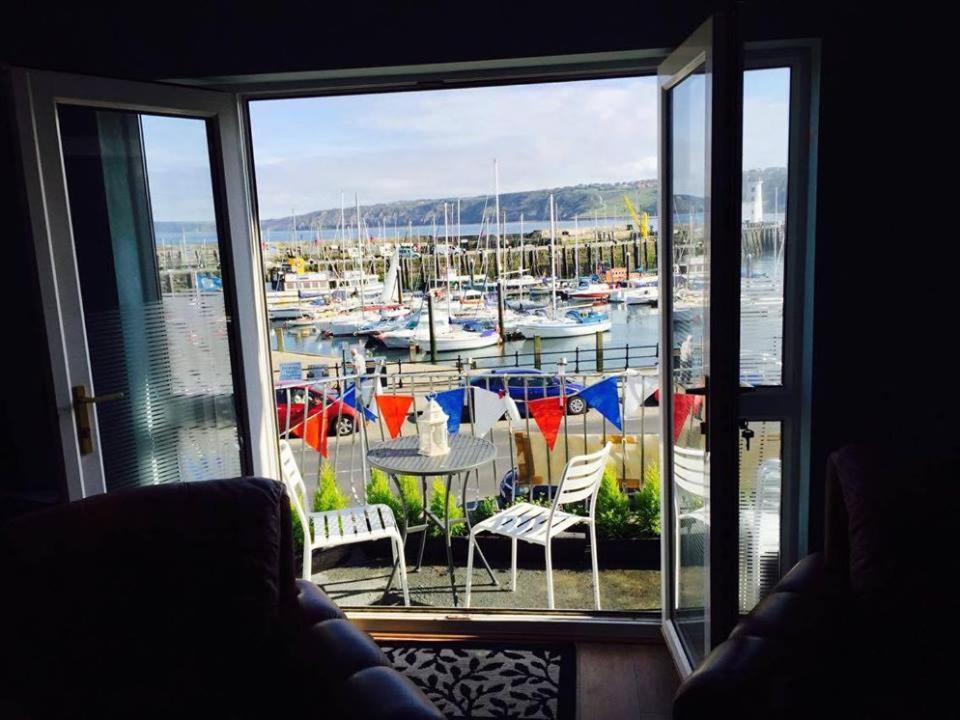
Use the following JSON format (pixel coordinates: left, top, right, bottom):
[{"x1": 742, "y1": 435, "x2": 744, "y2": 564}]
[{"x1": 272, "y1": 301, "x2": 661, "y2": 372}]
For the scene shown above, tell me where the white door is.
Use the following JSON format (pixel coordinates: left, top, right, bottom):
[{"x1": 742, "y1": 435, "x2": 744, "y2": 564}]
[{"x1": 10, "y1": 69, "x2": 277, "y2": 500}]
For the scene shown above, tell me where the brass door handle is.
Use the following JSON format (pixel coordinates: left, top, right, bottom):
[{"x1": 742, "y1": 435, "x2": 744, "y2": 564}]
[{"x1": 72, "y1": 385, "x2": 125, "y2": 455}]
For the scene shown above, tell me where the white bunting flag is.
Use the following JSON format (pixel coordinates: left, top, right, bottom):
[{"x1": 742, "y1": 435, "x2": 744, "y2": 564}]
[
  {"x1": 472, "y1": 386, "x2": 507, "y2": 438},
  {"x1": 503, "y1": 395, "x2": 522, "y2": 424},
  {"x1": 624, "y1": 371, "x2": 657, "y2": 419}
]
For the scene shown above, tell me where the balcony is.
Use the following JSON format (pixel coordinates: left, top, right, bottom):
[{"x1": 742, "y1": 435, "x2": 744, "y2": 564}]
[{"x1": 275, "y1": 364, "x2": 664, "y2": 613}]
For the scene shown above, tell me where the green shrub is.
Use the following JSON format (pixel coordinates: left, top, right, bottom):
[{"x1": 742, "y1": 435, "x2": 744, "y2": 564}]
[
  {"x1": 633, "y1": 461, "x2": 661, "y2": 537},
  {"x1": 429, "y1": 478, "x2": 465, "y2": 537},
  {"x1": 595, "y1": 465, "x2": 642, "y2": 540},
  {"x1": 366, "y1": 470, "x2": 424, "y2": 526},
  {"x1": 470, "y1": 496, "x2": 499, "y2": 525},
  {"x1": 396, "y1": 475, "x2": 424, "y2": 525},
  {"x1": 314, "y1": 461, "x2": 348, "y2": 512},
  {"x1": 291, "y1": 501, "x2": 306, "y2": 555}
]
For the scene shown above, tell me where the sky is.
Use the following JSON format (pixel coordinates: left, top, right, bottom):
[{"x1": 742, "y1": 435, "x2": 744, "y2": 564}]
[{"x1": 140, "y1": 69, "x2": 790, "y2": 222}]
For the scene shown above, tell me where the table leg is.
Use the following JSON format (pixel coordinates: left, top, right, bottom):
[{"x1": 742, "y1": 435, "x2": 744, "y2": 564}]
[
  {"x1": 415, "y1": 476, "x2": 428, "y2": 571},
  {"x1": 444, "y1": 473, "x2": 458, "y2": 606}
]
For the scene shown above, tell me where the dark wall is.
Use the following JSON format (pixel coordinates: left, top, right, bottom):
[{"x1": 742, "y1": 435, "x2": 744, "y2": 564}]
[{"x1": 1, "y1": 2, "x2": 954, "y2": 537}]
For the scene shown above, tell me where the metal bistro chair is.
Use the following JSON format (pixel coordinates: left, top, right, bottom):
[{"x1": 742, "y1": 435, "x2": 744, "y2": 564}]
[
  {"x1": 278, "y1": 440, "x2": 410, "y2": 606},
  {"x1": 465, "y1": 442, "x2": 612, "y2": 610}
]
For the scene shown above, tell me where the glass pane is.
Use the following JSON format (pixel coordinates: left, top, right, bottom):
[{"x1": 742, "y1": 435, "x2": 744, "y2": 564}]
[
  {"x1": 737, "y1": 420, "x2": 781, "y2": 612},
  {"x1": 740, "y1": 68, "x2": 790, "y2": 385},
  {"x1": 59, "y1": 107, "x2": 241, "y2": 491},
  {"x1": 669, "y1": 68, "x2": 709, "y2": 664}
]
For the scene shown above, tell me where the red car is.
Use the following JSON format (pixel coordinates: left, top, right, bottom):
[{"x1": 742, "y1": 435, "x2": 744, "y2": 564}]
[{"x1": 275, "y1": 388, "x2": 358, "y2": 437}]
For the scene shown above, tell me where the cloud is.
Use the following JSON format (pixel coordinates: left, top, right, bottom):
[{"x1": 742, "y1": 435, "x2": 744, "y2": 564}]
[{"x1": 250, "y1": 77, "x2": 658, "y2": 219}]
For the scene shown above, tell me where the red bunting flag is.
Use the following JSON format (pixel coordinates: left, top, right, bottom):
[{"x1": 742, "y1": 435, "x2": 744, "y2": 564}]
[
  {"x1": 672, "y1": 394, "x2": 704, "y2": 442},
  {"x1": 527, "y1": 396, "x2": 566, "y2": 451},
  {"x1": 290, "y1": 410, "x2": 329, "y2": 457},
  {"x1": 375, "y1": 394, "x2": 414, "y2": 439}
]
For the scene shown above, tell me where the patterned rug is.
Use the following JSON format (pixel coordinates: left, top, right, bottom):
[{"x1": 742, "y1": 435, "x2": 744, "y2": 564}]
[{"x1": 379, "y1": 642, "x2": 576, "y2": 720}]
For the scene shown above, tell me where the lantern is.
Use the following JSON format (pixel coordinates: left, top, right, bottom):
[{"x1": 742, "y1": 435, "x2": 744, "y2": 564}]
[{"x1": 419, "y1": 399, "x2": 450, "y2": 457}]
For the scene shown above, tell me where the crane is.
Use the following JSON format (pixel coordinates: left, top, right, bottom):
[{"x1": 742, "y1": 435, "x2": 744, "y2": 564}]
[{"x1": 623, "y1": 194, "x2": 650, "y2": 239}]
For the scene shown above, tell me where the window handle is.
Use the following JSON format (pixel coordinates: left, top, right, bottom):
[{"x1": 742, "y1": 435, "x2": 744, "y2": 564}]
[{"x1": 738, "y1": 418, "x2": 755, "y2": 451}]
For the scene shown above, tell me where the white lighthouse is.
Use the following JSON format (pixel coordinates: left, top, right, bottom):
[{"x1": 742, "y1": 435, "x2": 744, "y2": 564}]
[{"x1": 747, "y1": 178, "x2": 764, "y2": 224}]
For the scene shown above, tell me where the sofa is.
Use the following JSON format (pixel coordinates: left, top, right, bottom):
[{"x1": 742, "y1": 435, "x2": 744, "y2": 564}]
[
  {"x1": 0, "y1": 477, "x2": 442, "y2": 719},
  {"x1": 673, "y1": 443, "x2": 957, "y2": 718}
]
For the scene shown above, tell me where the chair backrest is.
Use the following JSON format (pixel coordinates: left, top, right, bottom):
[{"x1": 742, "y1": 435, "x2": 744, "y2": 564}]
[
  {"x1": 278, "y1": 440, "x2": 310, "y2": 532},
  {"x1": 553, "y1": 442, "x2": 613, "y2": 513}
]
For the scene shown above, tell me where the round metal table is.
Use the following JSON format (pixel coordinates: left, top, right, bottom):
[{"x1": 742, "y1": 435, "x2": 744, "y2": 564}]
[{"x1": 367, "y1": 434, "x2": 498, "y2": 606}]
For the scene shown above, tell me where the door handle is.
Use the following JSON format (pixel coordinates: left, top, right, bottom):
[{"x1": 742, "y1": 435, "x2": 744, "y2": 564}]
[{"x1": 72, "y1": 385, "x2": 125, "y2": 455}]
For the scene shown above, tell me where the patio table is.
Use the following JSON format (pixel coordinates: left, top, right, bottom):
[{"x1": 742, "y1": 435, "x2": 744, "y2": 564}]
[{"x1": 367, "y1": 434, "x2": 498, "y2": 606}]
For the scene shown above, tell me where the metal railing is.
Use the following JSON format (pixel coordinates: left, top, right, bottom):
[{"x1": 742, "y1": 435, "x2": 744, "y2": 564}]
[{"x1": 273, "y1": 362, "x2": 661, "y2": 515}]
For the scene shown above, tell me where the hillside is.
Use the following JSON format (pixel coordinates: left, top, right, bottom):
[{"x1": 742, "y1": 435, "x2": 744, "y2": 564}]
[{"x1": 158, "y1": 169, "x2": 786, "y2": 233}]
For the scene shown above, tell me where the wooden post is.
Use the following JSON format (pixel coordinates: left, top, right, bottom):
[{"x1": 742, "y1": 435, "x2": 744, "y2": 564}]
[
  {"x1": 533, "y1": 336, "x2": 542, "y2": 369},
  {"x1": 595, "y1": 331, "x2": 604, "y2": 372},
  {"x1": 275, "y1": 326, "x2": 285, "y2": 352}
]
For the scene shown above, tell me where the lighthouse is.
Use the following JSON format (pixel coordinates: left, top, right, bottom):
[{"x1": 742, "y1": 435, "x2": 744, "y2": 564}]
[{"x1": 747, "y1": 177, "x2": 764, "y2": 224}]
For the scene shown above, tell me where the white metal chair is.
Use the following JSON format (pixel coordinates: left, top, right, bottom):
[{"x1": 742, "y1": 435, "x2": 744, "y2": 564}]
[
  {"x1": 278, "y1": 440, "x2": 410, "y2": 606},
  {"x1": 465, "y1": 442, "x2": 612, "y2": 610},
  {"x1": 673, "y1": 445, "x2": 708, "y2": 603}
]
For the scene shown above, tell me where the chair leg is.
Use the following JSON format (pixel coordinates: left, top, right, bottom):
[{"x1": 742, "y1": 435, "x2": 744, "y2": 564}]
[
  {"x1": 511, "y1": 537, "x2": 518, "y2": 592},
  {"x1": 393, "y1": 533, "x2": 410, "y2": 607},
  {"x1": 465, "y1": 532, "x2": 476, "y2": 608},
  {"x1": 545, "y1": 541, "x2": 555, "y2": 610},
  {"x1": 302, "y1": 543, "x2": 312, "y2": 581},
  {"x1": 589, "y1": 521, "x2": 601, "y2": 610}
]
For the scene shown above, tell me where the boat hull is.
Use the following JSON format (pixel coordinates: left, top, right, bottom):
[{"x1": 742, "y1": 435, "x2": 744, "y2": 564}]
[{"x1": 515, "y1": 319, "x2": 612, "y2": 339}]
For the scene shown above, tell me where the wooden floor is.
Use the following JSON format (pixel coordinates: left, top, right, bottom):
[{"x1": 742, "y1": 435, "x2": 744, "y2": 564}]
[{"x1": 576, "y1": 643, "x2": 678, "y2": 720}]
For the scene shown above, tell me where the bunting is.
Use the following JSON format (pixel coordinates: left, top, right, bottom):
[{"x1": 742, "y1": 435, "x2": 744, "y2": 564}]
[
  {"x1": 429, "y1": 387, "x2": 465, "y2": 434},
  {"x1": 375, "y1": 394, "x2": 413, "y2": 439},
  {"x1": 290, "y1": 410, "x2": 329, "y2": 458},
  {"x1": 577, "y1": 377, "x2": 622, "y2": 430},
  {"x1": 471, "y1": 386, "x2": 506, "y2": 438},
  {"x1": 624, "y1": 372, "x2": 658, "y2": 419},
  {"x1": 342, "y1": 384, "x2": 377, "y2": 422},
  {"x1": 527, "y1": 396, "x2": 566, "y2": 451},
  {"x1": 673, "y1": 394, "x2": 704, "y2": 442}
]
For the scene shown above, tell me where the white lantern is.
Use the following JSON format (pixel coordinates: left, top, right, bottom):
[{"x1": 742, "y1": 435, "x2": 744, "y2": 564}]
[{"x1": 419, "y1": 399, "x2": 450, "y2": 457}]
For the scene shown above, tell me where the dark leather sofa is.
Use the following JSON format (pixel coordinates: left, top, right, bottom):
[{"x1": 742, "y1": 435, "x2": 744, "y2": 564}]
[
  {"x1": 674, "y1": 443, "x2": 957, "y2": 719},
  {"x1": 0, "y1": 477, "x2": 442, "y2": 719}
]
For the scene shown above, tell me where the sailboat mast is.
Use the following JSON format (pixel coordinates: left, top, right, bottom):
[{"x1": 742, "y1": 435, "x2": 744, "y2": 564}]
[
  {"x1": 444, "y1": 202, "x2": 451, "y2": 316},
  {"x1": 519, "y1": 213, "x2": 525, "y2": 302},
  {"x1": 574, "y1": 214, "x2": 580, "y2": 279},
  {"x1": 356, "y1": 194, "x2": 365, "y2": 314},
  {"x1": 550, "y1": 194, "x2": 557, "y2": 315},
  {"x1": 340, "y1": 191, "x2": 346, "y2": 280}
]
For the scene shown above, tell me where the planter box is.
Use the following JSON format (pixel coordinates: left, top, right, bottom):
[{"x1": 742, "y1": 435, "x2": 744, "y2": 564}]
[{"x1": 358, "y1": 532, "x2": 660, "y2": 571}]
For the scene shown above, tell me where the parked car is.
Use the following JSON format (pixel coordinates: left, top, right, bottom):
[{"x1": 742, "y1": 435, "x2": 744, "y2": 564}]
[
  {"x1": 275, "y1": 387, "x2": 358, "y2": 436},
  {"x1": 398, "y1": 246, "x2": 419, "y2": 258},
  {"x1": 466, "y1": 368, "x2": 588, "y2": 417}
]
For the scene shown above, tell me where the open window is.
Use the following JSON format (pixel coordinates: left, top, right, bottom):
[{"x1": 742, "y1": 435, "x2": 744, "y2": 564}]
[{"x1": 9, "y1": 10, "x2": 817, "y2": 671}]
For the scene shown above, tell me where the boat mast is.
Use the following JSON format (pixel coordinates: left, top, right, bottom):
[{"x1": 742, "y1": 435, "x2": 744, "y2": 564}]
[
  {"x1": 444, "y1": 201, "x2": 451, "y2": 317},
  {"x1": 339, "y1": 191, "x2": 346, "y2": 281},
  {"x1": 356, "y1": 194, "x2": 365, "y2": 315},
  {"x1": 574, "y1": 214, "x2": 580, "y2": 279},
  {"x1": 494, "y1": 160, "x2": 505, "y2": 338},
  {"x1": 550, "y1": 193, "x2": 557, "y2": 316},
  {"x1": 519, "y1": 213, "x2": 525, "y2": 302}
]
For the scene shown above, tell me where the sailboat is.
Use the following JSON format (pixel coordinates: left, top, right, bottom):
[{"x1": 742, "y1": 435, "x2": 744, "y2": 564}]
[
  {"x1": 514, "y1": 194, "x2": 612, "y2": 339},
  {"x1": 376, "y1": 302, "x2": 501, "y2": 351}
]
